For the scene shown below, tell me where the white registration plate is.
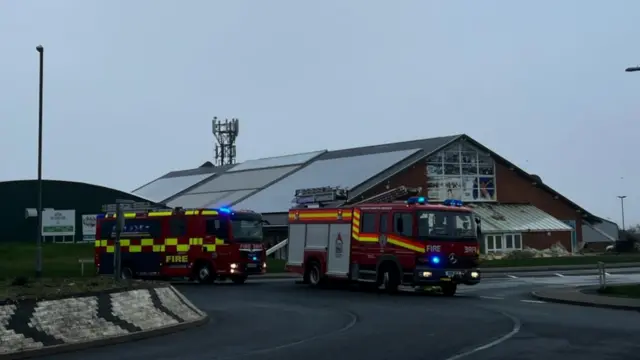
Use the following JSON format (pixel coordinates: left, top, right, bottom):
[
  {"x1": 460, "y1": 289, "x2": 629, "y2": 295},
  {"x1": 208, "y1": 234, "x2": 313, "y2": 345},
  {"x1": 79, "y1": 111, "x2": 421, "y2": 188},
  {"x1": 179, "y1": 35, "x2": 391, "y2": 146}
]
[
  {"x1": 247, "y1": 263, "x2": 258, "y2": 268},
  {"x1": 446, "y1": 271, "x2": 463, "y2": 277}
]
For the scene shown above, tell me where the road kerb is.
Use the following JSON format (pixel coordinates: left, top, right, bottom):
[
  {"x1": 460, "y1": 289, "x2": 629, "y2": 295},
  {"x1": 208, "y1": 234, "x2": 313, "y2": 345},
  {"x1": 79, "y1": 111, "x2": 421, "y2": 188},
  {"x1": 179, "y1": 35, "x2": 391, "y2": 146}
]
[{"x1": 531, "y1": 287, "x2": 640, "y2": 312}]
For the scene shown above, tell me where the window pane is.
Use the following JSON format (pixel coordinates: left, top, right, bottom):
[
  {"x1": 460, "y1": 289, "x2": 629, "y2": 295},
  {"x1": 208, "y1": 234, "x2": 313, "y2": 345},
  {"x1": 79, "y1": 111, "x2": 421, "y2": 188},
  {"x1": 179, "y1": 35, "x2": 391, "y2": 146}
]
[
  {"x1": 494, "y1": 235, "x2": 502, "y2": 250},
  {"x1": 426, "y1": 152, "x2": 444, "y2": 164},
  {"x1": 444, "y1": 151, "x2": 460, "y2": 163},
  {"x1": 380, "y1": 214, "x2": 389, "y2": 233},
  {"x1": 461, "y1": 163, "x2": 477, "y2": 175},
  {"x1": 444, "y1": 163, "x2": 461, "y2": 175},
  {"x1": 461, "y1": 151, "x2": 477, "y2": 166},
  {"x1": 401, "y1": 213, "x2": 413, "y2": 237},
  {"x1": 361, "y1": 213, "x2": 376, "y2": 233},
  {"x1": 427, "y1": 164, "x2": 444, "y2": 175},
  {"x1": 487, "y1": 236, "x2": 494, "y2": 250},
  {"x1": 506, "y1": 235, "x2": 513, "y2": 249},
  {"x1": 514, "y1": 234, "x2": 522, "y2": 249}
]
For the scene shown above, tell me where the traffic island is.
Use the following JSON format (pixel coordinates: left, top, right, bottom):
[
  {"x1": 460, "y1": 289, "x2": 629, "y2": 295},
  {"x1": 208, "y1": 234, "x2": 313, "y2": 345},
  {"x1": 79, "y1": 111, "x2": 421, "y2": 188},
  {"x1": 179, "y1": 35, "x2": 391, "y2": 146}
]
[
  {"x1": 531, "y1": 285, "x2": 640, "y2": 311},
  {"x1": 0, "y1": 279, "x2": 208, "y2": 359}
]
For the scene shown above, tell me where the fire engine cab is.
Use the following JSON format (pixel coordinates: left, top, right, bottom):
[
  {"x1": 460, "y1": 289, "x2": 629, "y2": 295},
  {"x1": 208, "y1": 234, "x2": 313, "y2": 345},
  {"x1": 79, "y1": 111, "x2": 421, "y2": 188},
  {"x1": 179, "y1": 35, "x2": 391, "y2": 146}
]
[
  {"x1": 285, "y1": 186, "x2": 482, "y2": 296},
  {"x1": 95, "y1": 205, "x2": 267, "y2": 284}
]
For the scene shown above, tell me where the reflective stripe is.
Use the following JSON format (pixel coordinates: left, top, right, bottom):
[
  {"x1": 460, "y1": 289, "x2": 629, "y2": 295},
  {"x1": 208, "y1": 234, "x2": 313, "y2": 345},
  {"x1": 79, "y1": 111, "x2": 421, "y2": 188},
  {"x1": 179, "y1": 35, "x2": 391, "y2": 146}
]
[
  {"x1": 149, "y1": 211, "x2": 172, "y2": 217},
  {"x1": 94, "y1": 240, "x2": 101, "y2": 247},
  {"x1": 106, "y1": 246, "x2": 114, "y2": 253},
  {"x1": 176, "y1": 244, "x2": 190, "y2": 252},
  {"x1": 129, "y1": 245, "x2": 142, "y2": 253},
  {"x1": 165, "y1": 238, "x2": 178, "y2": 245},
  {"x1": 141, "y1": 238, "x2": 154, "y2": 246},
  {"x1": 120, "y1": 239, "x2": 130, "y2": 246},
  {"x1": 203, "y1": 244, "x2": 216, "y2": 252},
  {"x1": 189, "y1": 237, "x2": 203, "y2": 245},
  {"x1": 201, "y1": 210, "x2": 218, "y2": 215},
  {"x1": 215, "y1": 239, "x2": 225, "y2": 245},
  {"x1": 153, "y1": 245, "x2": 166, "y2": 252}
]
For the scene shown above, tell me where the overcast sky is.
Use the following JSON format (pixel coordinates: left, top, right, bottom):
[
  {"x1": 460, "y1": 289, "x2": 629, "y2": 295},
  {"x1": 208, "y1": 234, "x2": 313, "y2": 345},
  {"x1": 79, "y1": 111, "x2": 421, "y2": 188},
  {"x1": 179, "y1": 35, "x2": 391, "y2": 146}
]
[{"x1": 1, "y1": 1, "x2": 639, "y2": 227}]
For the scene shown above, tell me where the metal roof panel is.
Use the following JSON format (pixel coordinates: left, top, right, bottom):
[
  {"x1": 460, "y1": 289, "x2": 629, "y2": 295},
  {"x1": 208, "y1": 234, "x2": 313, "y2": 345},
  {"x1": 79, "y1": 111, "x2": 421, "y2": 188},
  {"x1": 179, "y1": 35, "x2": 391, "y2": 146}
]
[
  {"x1": 228, "y1": 151, "x2": 326, "y2": 172},
  {"x1": 132, "y1": 173, "x2": 216, "y2": 203},
  {"x1": 235, "y1": 149, "x2": 421, "y2": 213},
  {"x1": 187, "y1": 166, "x2": 300, "y2": 194},
  {"x1": 469, "y1": 203, "x2": 573, "y2": 233}
]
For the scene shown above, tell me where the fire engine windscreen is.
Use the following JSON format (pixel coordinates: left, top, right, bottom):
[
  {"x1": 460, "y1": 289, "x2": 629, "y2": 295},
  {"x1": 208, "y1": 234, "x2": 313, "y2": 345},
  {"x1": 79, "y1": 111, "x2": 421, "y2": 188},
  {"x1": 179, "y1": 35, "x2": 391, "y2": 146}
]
[
  {"x1": 230, "y1": 214, "x2": 263, "y2": 242},
  {"x1": 417, "y1": 211, "x2": 476, "y2": 240}
]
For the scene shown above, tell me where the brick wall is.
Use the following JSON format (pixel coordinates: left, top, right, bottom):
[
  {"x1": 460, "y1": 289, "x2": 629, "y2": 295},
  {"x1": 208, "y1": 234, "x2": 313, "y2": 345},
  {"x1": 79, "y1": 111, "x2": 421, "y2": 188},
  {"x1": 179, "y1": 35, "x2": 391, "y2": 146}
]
[{"x1": 495, "y1": 162, "x2": 583, "y2": 245}]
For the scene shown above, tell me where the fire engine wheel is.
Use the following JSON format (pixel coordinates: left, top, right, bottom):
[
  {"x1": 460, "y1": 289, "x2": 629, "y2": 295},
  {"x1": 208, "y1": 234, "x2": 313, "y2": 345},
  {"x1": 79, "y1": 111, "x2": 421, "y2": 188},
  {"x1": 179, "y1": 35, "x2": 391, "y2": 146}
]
[
  {"x1": 195, "y1": 263, "x2": 215, "y2": 284},
  {"x1": 120, "y1": 267, "x2": 133, "y2": 280},
  {"x1": 441, "y1": 283, "x2": 457, "y2": 296},
  {"x1": 378, "y1": 266, "x2": 400, "y2": 293},
  {"x1": 307, "y1": 262, "x2": 322, "y2": 287}
]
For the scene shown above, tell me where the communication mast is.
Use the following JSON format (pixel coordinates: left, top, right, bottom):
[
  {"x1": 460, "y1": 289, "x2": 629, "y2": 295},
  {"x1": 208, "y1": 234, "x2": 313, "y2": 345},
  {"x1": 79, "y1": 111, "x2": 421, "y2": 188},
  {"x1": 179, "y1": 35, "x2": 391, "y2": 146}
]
[{"x1": 212, "y1": 117, "x2": 239, "y2": 166}]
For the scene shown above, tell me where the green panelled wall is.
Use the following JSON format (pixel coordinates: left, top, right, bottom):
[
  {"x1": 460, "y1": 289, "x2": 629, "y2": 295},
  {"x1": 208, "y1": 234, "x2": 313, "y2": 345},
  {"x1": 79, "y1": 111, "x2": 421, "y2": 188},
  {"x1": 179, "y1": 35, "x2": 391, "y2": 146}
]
[{"x1": 0, "y1": 180, "x2": 165, "y2": 243}]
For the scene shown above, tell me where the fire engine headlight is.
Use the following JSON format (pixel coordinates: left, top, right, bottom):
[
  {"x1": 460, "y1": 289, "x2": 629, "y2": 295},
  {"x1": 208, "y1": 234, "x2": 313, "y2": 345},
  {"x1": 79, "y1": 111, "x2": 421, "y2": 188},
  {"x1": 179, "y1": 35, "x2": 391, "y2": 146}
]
[
  {"x1": 263, "y1": 262, "x2": 267, "y2": 269},
  {"x1": 470, "y1": 271, "x2": 479, "y2": 278},
  {"x1": 421, "y1": 271, "x2": 432, "y2": 278},
  {"x1": 230, "y1": 263, "x2": 238, "y2": 269}
]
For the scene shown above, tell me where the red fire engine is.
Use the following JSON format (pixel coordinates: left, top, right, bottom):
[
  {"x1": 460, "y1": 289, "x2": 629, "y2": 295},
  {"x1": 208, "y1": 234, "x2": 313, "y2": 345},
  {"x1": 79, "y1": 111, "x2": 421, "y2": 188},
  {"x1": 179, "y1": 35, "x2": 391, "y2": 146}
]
[
  {"x1": 94, "y1": 205, "x2": 267, "y2": 284},
  {"x1": 285, "y1": 186, "x2": 482, "y2": 296}
]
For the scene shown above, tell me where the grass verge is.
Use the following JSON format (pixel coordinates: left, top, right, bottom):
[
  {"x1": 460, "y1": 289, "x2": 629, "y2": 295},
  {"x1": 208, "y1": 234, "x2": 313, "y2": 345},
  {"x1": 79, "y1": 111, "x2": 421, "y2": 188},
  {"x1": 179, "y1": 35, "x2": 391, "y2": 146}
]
[
  {"x1": 0, "y1": 242, "x2": 95, "y2": 280},
  {"x1": 597, "y1": 284, "x2": 640, "y2": 299},
  {"x1": 481, "y1": 254, "x2": 640, "y2": 268},
  {"x1": 266, "y1": 258, "x2": 286, "y2": 273}
]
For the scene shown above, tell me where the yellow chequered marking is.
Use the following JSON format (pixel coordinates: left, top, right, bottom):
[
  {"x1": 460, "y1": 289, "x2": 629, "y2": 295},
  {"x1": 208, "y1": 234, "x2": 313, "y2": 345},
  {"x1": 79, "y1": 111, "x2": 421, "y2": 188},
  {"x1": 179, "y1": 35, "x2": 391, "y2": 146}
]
[
  {"x1": 129, "y1": 245, "x2": 142, "y2": 253},
  {"x1": 165, "y1": 238, "x2": 178, "y2": 246},
  {"x1": 201, "y1": 210, "x2": 218, "y2": 215},
  {"x1": 153, "y1": 245, "x2": 166, "y2": 252},
  {"x1": 141, "y1": 238, "x2": 154, "y2": 246},
  {"x1": 189, "y1": 237, "x2": 203, "y2": 245},
  {"x1": 176, "y1": 244, "x2": 190, "y2": 252},
  {"x1": 106, "y1": 246, "x2": 114, "y2": 253}
]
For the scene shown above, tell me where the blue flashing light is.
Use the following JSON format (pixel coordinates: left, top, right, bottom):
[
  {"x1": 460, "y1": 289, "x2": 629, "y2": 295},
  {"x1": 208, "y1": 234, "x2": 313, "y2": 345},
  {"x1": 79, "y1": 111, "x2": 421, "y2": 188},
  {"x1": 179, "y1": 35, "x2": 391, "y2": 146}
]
[
  {"x1": 252, "y1": 256, "x2": 258, "y2": 261},
  {"x1": 443, "y1": 199, "x2": 464, "y2": 207},
  {"x1": 430, "y1": 256, "x2": 441, "y2": 265},
  {"x1": 218, "y1": 207, "x2": 231, "y2": 213},
  {"x1": 96, "y1": 214, "x2": 105, "y2": 220},
  {"x1": 407, "y1": 196, "x2": 428, "y2": 205}
]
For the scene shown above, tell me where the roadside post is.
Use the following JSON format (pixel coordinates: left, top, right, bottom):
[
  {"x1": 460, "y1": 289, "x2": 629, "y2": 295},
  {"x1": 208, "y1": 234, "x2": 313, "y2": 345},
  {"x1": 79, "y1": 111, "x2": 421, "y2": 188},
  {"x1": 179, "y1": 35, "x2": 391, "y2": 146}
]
[
  {"x1": 114, "y1": 203, "x2": 124, "y2": 281},
  {"x1": 597, "y1": 261, "x2": 607, "y2": 290}
]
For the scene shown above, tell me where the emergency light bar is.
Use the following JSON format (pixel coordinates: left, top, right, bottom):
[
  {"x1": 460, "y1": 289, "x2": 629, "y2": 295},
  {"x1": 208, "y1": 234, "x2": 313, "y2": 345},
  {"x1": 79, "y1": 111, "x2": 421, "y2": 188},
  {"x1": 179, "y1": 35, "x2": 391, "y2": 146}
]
[
  {"x1": 443, "y1": 199, "x2": 464, "y2": 207},
  {"x1": 293, "y1": 186, "x2": 349, "y2": 205},
  {"x1": 407, "y1": 196, "x2": 427, "y2": 205}
]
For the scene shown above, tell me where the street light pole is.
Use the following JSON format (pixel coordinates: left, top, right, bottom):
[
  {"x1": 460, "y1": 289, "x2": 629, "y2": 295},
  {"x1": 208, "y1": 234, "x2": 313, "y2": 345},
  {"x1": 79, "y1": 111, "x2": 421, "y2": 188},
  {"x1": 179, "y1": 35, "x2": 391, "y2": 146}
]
[
  {"x1": 625, "y1": 66, "x2": 640, "y2": 72},
  {"x1": 617, "y1": 195, "x2": 627, "y2": 231},
  {"x1": 35, "y1": 44, "x2": 44, "y2": 278}
]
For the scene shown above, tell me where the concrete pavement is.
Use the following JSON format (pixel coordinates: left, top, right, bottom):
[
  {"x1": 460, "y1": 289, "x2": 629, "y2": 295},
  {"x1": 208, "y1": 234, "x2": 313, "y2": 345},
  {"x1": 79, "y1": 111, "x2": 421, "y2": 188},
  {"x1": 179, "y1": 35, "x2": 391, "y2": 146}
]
[{"x1": 47, "y1": 272, "x2": 640, "y2": 360}]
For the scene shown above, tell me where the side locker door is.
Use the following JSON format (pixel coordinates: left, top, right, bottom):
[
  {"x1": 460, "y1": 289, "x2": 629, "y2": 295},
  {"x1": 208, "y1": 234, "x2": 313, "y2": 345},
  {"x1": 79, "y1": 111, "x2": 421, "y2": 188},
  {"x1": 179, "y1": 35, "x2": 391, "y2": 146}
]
[{"x1": 327, "y1": 219, "x2": 351, "y2": 276}]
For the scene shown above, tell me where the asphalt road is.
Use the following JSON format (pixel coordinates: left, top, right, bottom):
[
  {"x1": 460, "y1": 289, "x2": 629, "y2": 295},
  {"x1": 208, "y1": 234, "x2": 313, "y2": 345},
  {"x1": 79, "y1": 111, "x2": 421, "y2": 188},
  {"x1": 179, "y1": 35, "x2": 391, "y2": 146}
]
[{"x1": 50, "y1": 274, "x2": 640, "y2": 360}]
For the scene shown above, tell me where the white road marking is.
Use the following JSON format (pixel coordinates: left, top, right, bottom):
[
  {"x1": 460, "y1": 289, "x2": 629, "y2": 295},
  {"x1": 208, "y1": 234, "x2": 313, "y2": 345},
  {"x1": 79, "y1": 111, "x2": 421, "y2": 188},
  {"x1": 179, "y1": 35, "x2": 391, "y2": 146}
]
[
  {"x1": 506, "y1": 274, "x2": 518, "y2": 279},
  {"x1": 480, "y1": 296, "x2": 504, "y2": 300},
  {"x1": 554, "y1": 273, "x2": 564, "y2": 277},
  {"x1": 520, "y1": 299, "x2": 546, "y2": 304},
  {"x1": 444, "y1": 312, "x2": 521, "y2": 360},
  {"x1": 605, "y1": 272, "x2": 612, "y2": 276}
]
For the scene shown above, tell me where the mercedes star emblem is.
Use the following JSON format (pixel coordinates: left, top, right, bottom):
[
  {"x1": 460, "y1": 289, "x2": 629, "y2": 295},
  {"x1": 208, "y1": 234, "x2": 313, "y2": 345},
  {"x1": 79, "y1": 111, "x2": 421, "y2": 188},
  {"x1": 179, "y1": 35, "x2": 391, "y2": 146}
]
[{"x1": 448, "y1": 253, "x2": 458, "y2": 264}]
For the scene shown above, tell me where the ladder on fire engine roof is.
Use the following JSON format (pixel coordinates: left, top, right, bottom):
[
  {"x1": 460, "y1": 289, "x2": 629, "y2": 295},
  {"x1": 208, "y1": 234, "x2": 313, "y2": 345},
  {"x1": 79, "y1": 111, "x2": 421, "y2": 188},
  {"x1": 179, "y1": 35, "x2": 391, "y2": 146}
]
[
  {"x1": 266, "y1": 185, "x2": 422, "y2": 256},
  {"x1": 101, "y1": 201, "x2": 168, "y2": 213},
  {"x1": 351, "y1": 185, "x2": 422, "y2": 205}
]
